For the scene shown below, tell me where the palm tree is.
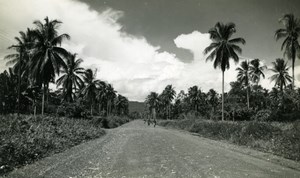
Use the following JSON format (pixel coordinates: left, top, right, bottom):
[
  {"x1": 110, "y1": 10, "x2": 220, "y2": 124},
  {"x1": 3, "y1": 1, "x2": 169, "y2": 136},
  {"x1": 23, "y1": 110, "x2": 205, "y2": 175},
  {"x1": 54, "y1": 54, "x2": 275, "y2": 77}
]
[
  {"x1": 81, "y1": 69, "x2": 102, "y2": 116},
  {"x1": 207, "y1": 89, "x2": 219, "y2": 115},
  {"x1": 145, "y1": 92, "x2": 160, "y2": 123},
  {"x1": 96, "y1": 81, "x2": 108, "y2": 115},
  {"x1": 275, "y1": 14, "x2": 300, "y2": 89},
  {"x1": 0, "y1": 68, "x2": 18, "y2": 113},
  {"x1": 249, "y1": 58, "x2": 266, "y2": 87},
  {"x1": 188, "y1": 86, "x2": 202, "y2": 112},
  {"x1": 269, "y1": 58, "x2": 292, "y2": 93},
  {"x1": 269, "y1": 87, "x2": 282, "y2": 109},
  {"x1": 56, "y1": 53, "x2": 85, "y2": 102},
  {"x1": 105, "y1": 84, "x2": 117, "y2": 116},
  {"x1": 204, "y1": 22, "x2": 245, "y2": 121},
  {"x1": 236, "y1": 60, "x2": 250, "y2": 109},
  {"x1": 115, "y1": 94, "x2": 129, "y2": 115},
  {"x1": 4, "y1": 29, "x2": 33, "y2": 115},
  {"x1": 161, "y1": 85, "x2": 176, "y2": 119},
  {"x1": 30, "y1": 17, "x2": 70, "y2": 115}
]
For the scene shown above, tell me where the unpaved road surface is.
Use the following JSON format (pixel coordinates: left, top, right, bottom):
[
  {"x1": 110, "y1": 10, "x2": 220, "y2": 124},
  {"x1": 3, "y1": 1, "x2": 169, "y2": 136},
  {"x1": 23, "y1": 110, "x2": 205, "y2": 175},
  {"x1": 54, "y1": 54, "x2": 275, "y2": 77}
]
[{"x1": 5, "y1": 120, "x2": 300, "y2": 178}]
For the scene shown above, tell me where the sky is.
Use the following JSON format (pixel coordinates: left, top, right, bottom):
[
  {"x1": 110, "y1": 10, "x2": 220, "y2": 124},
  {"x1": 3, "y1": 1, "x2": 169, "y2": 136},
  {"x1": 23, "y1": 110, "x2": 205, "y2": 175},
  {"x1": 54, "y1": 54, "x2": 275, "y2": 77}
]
[{"x1": 0, "y1": 0, "x2": 300, "y2": 101}]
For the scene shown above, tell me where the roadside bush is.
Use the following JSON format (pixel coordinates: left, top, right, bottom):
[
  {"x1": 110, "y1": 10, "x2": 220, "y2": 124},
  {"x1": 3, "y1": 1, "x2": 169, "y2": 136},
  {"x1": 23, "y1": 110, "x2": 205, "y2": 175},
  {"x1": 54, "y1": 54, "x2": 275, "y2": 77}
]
[
  {"x1": 0, "y1": 114, "x2": 105, "y2": 175},
  {"x1": 252, "y1": 109, "x2": 272, "y2": 121},
  {"x1": 210, "y1": 110, "x2": 230, "y2": 121},
  {"x1": 190, "y1": 121, "x2": 243, "y2": 140},
  {"x1": 101, "y1": 115, "x2": 131, "y2": 129},
  {"x1": 128, "y1": 111, "x2": 141, "y2": 120},
  {"x1": 236, "y1": 122, "x2": 281, "y2": 145},
  {"x1": 272, "y1": 120, "x2": 300, "y2": 161},
  {"x1": 158, "y1": 119, "x2": 300, "y2": 161},
  {"x1": 233, "y1": 108, "x2": 255, "y2": 121},
  {"x1": 56, "y1": 102, "x2": 90, "y2": 119}
]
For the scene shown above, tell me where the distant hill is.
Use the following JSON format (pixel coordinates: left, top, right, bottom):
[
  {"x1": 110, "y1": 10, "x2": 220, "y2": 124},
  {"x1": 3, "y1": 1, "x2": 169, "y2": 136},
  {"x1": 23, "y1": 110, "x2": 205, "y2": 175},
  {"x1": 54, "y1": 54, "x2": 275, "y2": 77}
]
[{"x1": 129, "y1": 101, "x2": 145, "y2": 113}]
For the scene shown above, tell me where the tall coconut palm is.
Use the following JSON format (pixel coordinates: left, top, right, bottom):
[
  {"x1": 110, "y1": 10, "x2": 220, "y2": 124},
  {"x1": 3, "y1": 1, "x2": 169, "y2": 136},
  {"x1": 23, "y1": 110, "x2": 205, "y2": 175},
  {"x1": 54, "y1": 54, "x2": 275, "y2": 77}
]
[
  {"x1": 161, "y1": 85, "x2": 176, "y2": 119},
  {"x1": 204, "y1": 22, "x2": 245, "y2": 121},
  {"x1": 81, "y1": 69, "x2": 102, "y2": 116},
  {"x1": 29, "y1": 17, "x2": 70, "y2": 115},
  {"x1": 145, "y1": 92, "x2": 160, "y2": 122},
  {"x1": 105, "y1": 84, "x2": 117, "y2": 116},
  {"x1": 269, "y1": 58, "x2": 292, "y2": 93},
  {"x1": 236, "y1": 60, "x2": 250, "y2": 109},
  {"x1": 56, "y1": 53, "x2": 85, "y2": 102},
  {"x1": 96, "y1": 81, "x2": 108, "y2": 115},
  {"x1": 249, "y1": 58, "x2": 266, "y2": 87},
  {"x1": 4, "y1": 29, "x2": 34, "y2": 115},
  {"x1": 275, "y1": 14, "x2": 300, "y2": 89}
]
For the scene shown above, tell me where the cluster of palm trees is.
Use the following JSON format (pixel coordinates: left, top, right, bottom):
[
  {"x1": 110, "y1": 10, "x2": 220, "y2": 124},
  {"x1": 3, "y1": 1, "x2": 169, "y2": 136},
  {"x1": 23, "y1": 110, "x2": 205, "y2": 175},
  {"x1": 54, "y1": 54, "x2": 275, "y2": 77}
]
[
  {"x1": 145, "y1": 85, "x2": 176, "y2": 121},
  {"x1": 236, "y1": 59, "x2": 266, "y2": 109},
  {"x1": 203, "y1": 13, "x2": 299, "y2": 121},
  {"x1": 145, "y1": 13, "x2": 300, "y2": 121},
  {"x1": 1, "y1": 17, "x2": 129, "y2": 116},
  {"x1": 145, "y1": 85, "x2": 219, "y2": 120}
]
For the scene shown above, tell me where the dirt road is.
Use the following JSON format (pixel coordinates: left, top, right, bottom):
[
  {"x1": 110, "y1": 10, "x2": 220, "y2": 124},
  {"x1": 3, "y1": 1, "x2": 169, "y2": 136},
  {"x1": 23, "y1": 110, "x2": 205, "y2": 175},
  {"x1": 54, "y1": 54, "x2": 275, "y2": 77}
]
[{"x1": 5, "y1": 120, "x2": 300, "y2": 178}]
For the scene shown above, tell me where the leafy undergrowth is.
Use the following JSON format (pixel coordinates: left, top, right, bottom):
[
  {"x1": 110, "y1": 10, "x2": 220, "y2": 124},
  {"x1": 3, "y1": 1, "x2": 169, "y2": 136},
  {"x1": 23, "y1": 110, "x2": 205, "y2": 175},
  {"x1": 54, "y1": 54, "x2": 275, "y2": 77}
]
[
  {"x1": 0, "y1": 114, "x2": 106, "y2": 175},
  {"x1": 159, "y1": 119, "x2": 300, "y2": 162},
  {"x1": 92, "y1": 115, "x2": 131, "y2": 129}
]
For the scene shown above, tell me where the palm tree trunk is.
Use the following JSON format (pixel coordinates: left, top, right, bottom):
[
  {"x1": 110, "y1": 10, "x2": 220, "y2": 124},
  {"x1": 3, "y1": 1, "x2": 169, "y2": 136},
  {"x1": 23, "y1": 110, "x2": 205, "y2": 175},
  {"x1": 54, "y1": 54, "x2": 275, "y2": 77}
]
[
  {"x1": 168, "y1": 104, "x2": 170, "y2": 120},
  {"x1": 247, "y1": 86, "x2": 250, "y2": 109},
  {"x1": 108, "y1": 100, "x2": 111, "y2": 116},
  {"x1": 107, "y1": 101, "x2": 109, "y2": 116},
  {"x1": 109, "y1": 100, "x2": 112, "y2": 115},
  {"x1": 42, "y1": 83, "x2": 46, "y2": 115},
  {"x1": 152, "y1": 107, "x2": 156, "y2": 122},
  {"x1": 17, "y1": 54, "x2": 21, "y2": 116},
  {"x1": 32, "y1": 99, "x2": 37, "y2": 117},
  {"x1": 222, "y1": 70, "x2": 224, "y2": 121},
  {"x1": 292, "y1": 58, "x2": 295, "y2": 90},
  {"x1": 91, "y1": 98, "x2": 93, "y2": 116},
  {"x1": 98, "y1": 103, "x2": 101, "y2": 115},
  {"x1": 46, "y1": 84, "x2": 49, "y2": 108}
]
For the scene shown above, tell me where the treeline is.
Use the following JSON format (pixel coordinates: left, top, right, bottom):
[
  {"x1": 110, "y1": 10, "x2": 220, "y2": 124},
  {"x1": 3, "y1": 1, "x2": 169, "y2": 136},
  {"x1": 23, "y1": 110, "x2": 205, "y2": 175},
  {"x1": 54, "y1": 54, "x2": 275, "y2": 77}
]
[
  {"x1": 0, "y1": 17, "x2": 129, "y2": 117},
  {"x1": 146, "y1": 81, "x2": 300, "y2": 122},
  {"x1": 145, "y1": 13, "x2": 300, "y2": 122}
]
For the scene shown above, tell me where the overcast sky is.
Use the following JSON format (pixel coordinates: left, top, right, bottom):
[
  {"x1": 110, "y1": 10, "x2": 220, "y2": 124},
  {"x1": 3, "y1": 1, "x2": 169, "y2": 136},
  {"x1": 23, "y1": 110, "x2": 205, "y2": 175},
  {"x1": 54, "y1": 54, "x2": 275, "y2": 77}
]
[{"x1": 0, "y1": 0, "x2": 300, "y2": 101}]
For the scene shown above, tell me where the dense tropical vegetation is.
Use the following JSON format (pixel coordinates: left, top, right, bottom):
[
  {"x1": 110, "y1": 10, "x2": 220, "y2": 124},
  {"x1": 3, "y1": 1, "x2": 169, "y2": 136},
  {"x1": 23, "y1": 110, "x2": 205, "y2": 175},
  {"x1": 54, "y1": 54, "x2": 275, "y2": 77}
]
[
  {"x1": 0, "y1": 17, "x2": 133, "y2": 175},
  {"x1": 145, "y1": 15, "x2": 300, "y2": 122},
  {"x1": 1, "y1": 13, "x2": 300, "y2": 175},
  {"x1": 203, "y1": 22, "x2": 246, "y2": 121},
  {"x1": 0, "y1": 17, "x2": 129, "y2": 117}
]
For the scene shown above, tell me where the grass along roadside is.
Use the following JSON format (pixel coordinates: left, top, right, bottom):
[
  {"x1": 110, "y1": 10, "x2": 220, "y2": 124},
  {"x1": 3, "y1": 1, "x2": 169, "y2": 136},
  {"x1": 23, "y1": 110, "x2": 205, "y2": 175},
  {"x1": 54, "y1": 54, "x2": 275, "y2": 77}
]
[
  {"x1": 0, "y1": 114, "x2": 131, "y2": 176},
  {"x1": 159, "y1": 119, "x2": 300, "y2": 162}
]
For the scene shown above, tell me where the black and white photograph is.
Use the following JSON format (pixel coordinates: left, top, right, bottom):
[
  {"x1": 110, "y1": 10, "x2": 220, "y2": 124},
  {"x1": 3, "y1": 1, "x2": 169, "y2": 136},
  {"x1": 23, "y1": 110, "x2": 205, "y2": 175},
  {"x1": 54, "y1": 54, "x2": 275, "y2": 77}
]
[{"x1": 0, "y1": 0, "x2": 300, "y2": 177}]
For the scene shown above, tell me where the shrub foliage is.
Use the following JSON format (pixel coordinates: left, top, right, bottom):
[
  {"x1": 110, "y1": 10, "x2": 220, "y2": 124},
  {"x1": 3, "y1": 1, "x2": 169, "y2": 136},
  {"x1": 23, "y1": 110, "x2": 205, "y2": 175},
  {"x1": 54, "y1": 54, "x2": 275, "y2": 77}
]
[{"x1": 159, "y1": 119, "x2": 300, "y2": 161}]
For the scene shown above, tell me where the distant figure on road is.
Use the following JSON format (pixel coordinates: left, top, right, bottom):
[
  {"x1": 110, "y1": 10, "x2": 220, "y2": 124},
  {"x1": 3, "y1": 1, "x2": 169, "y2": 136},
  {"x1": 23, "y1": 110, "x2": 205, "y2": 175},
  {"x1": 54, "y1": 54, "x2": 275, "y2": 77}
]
[{"x1": 144, "y1": 113, "x2": 156, "y2": 127}]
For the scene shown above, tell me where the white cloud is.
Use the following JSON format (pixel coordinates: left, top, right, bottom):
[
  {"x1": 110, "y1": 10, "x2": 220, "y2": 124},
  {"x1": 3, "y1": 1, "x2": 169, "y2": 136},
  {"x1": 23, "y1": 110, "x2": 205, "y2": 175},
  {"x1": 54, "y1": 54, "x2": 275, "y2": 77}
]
[
  {"x1": 173, "y1": 31, "x2": 300, "y2": 92},
  {"x1": 0, "y1": 0, "x2": 185, "y2": 101},
  {"x1": 174, "y1": 31, "x2": 211, "y2": 60},
  {"x1": 173, "y1": 31, "x2": 240, "y2": 92},
  {"x1": 1, "y1": 0, "x2": 297, "y2": 102}
]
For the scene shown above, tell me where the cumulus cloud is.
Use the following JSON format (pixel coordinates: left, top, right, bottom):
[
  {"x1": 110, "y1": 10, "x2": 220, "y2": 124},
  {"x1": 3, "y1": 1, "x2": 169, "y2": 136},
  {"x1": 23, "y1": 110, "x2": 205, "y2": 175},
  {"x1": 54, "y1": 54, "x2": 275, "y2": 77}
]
[
  {"x1": 0, "y1": 0, "x2": 185, "y2": 101},
  {"x1": 173, "y1": 31, "x2": 241, "y2": 92},
  {"x1": 1, "y1": 0, "x2": 295, "y2": 102},
  {"x1": 173, "y1": 31, "x2": 299, "y2": 92}
]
